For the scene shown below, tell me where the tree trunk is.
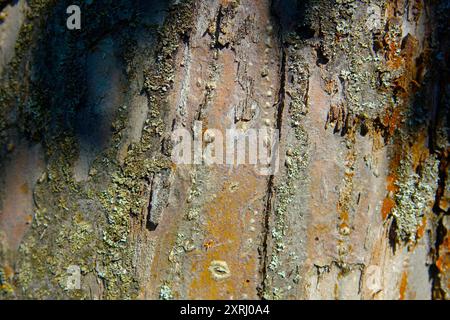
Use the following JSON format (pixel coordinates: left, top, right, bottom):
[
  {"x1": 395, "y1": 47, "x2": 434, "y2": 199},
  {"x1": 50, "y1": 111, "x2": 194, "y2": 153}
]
[{"x1": 0, "y1": 0, "x2": 448, "y2": 300}]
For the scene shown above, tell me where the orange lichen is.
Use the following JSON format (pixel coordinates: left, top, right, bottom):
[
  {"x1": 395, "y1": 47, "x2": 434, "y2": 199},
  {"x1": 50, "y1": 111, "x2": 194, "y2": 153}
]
[
  {"x1": 381, "y1": 172, "x2": 400, "y2": 220},
  {"x1": 187, "y1": 43, "x2": 269, "y2": 298},
  {"x1": 203, "y1": 239, "x2": 215, "y2": 250},
  {"x1": 25, "y1": 214, "x2": 33, "y2": 225},
  {"x1": 339, "y1": 210, "x2": 349, "y2": 223},
  {"x1": 439, "y1": 199, "x2": 449, "y2": 212},
  {"x1": 188, "y1": 174, "x2": 260, "y2": 299},
  {"x1": 382, "y1": 108, "x2": 402, "y2": 137},
  {"x1": 416, "y1": 216, "x2": 427, "y2": 240},
  {"x1": 386, "y1": 174, "x2": 399, "y2": 193},
  {"x1": 399, "y1": 271, "x2": 408, "y2": 300},
  {"x1": 436, "y1": 236, "x2": 450, "y2": 274},
  {"x1": 339, "y1": 222, "x2": 349, "y2": 230},
  {"x1": 381, "y1": 197, "x2": 396, "y2": 220}
]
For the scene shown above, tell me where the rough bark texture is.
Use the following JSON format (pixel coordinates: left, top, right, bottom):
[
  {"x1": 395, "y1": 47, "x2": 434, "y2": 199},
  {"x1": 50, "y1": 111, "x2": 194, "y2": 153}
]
[{"x1": 0, "y1": 0, "x2": 448, "y2": 300}]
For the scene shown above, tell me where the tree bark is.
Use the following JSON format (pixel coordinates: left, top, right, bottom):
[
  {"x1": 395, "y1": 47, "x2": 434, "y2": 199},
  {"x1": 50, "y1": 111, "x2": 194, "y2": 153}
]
[{"x1": 0, "y1": 0, "x2": 448, "y2": 300}]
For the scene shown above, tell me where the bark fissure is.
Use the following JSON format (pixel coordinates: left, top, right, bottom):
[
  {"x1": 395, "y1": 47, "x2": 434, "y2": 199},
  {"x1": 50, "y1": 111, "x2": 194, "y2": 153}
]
[{"x1": 259, "y1": 2, "x2": 288, "y2": 298}]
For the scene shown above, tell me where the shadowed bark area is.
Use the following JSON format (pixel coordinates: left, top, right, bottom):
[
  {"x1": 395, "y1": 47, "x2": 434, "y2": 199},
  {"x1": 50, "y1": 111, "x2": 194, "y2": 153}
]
[{"x1": 0, "y1": 0, "x2": 448, "y2": 300}]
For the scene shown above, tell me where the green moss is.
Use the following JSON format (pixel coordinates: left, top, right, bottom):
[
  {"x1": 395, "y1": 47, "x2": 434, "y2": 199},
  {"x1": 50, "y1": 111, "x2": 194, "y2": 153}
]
[
  {"x1": 143, "y1": 0, "x2": 195, "y2": 138},
  {"x1": 91, "y1": 0, "x2": 196, "y2": 299},
  {"x1": 6, "y1": 0, "x2": 197, "y2": 299},
  {"x1": 392, "y1": 154, "x2": 439, "y2": 242},
  {"x1": 159, "y1": 284, "x2": 173, "y2": 300},
  {"x1": 0, "y1": 1, "x2": 57, "y2": 146},
  {"x1": 262, "y1": 52, "x2": 310, "y2": 300}
]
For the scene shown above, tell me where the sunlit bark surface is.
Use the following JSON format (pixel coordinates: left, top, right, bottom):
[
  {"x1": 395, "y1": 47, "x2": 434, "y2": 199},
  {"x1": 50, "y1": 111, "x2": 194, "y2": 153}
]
[{"x1": 0, "y1": 0, "x2": 448, "y2": 299}]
